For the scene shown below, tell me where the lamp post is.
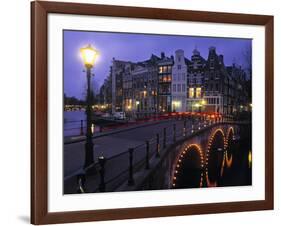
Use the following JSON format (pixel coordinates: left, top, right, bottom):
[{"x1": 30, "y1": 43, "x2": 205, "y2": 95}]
[
  {"x1": 194, "y1": 103, "x2": 201, "y2": 113},
  {"x1": 136, "y1": 100, "x2": 140, "y2": 119},
  {"x1": 80, "y1": 44, "x2": 99, "y2": 169}
]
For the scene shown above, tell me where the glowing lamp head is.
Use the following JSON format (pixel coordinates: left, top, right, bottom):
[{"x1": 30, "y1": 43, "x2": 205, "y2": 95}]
[{"x1": 80, "y1": 44, "x2": 99, "y2": 68}]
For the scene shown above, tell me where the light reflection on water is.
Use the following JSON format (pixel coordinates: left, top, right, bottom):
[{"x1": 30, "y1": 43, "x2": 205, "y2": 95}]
[
  {"x1": 64, "y1": 111, "x2": 100, "y2": 136},
  {"x1": 174, "y1": 136, "x2": 252, "y2": 189}
]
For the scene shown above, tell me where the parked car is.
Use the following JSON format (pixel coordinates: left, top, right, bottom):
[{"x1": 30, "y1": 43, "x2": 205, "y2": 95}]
[
  {"x1": 102, "y1": 112, "x2": 111, "y2": 118},
  {"x1": 113, "y1": 111, "x2": 126, "y2": 120}
]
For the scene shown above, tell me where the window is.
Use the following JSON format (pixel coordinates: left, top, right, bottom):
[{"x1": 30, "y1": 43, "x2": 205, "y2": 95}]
[
  {"x1": 178, "y1": 57, "x2": 181, "y2": 62},
  {"x1": 173, "y1": 84, "x2": 176, "y2": 92},
  {"x1": 189, "y1": 88, "x2": 194, "y2": 98},
  {"x1": 158, "y1": 67, "x2": 163, "y2": 73},
  {"x1": 178, "y1": 74, "x2": 181, "y2": 81},
  {"x1": 178, "y1": 65, "x2": 181, "y2": 70},
  {"x1": 215, "y1": 83, "x2": 219, "y2": 91},
  {"x1": 177, "y1": 84, "x2": 181, "y2": 92},
  {"x1": 182, "y1": 84, "x2": 186, "y2": 92},
  {"x1": 182, "y1": 73, "x2": 185, "y2": 81},
  {"x1": 196, "y1": 87, "x2": 201, "y2": 98},
  {"x1": 173, "y1": 74, "x2": 176, "y2": 81},
  {"x1": 167, "y1": 66, "x2": 172, "y2": 73},
  {"x1": 167, "y1": 75, "x2": 171, "y2": 82}
]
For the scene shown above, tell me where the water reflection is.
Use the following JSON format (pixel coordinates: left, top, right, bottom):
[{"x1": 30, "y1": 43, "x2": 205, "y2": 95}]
[
  {"x1": 173, "y1": 144, "x2": 203, "y2": 189},
  {"x1": 173, "y1": 125, "x2": 252, "y2": 189}
]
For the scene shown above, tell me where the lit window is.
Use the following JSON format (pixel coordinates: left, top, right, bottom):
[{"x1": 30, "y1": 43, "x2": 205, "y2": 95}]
[
  {"x1": 189, "y1": 88, "x2": 194, "y2": 98},
  {"x1": 168, "y1": 66, "x2": 172, "y2": 73},
  {"x1": 196, "y1": 87, "x2": 201, "y2": 98}
]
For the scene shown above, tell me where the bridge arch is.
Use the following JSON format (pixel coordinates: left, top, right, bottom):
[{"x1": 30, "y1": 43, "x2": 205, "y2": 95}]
[
  {"x1": 205, "y1": 129, "x2": 225, "y2": 187},
  {"x1": 172, "y1": 144, "x2": 204, "y2": 189},
  {"x1": 225, "y1": 127, "x2": 235, "y2": 148},
  {"x1": 224, "y1": 127, "x2": 235, "y2": 168}
]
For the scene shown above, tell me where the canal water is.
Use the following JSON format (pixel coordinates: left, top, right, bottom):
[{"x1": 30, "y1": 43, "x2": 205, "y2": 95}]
[
  {"x1": 174, "y1": 124, "x2": 252, "y2": 189},
  {"x1": 64, "y1": 111, "x2": 100, "y2": 137}
]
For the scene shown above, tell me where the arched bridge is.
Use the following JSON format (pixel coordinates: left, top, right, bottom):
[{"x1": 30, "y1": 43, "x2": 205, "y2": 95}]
[
  {"x1": 135, "y1": 122, "x2": 251, "y2": 191},
  {"x1": 67, "y1": 119, "x2": 251, "y2": 194}
]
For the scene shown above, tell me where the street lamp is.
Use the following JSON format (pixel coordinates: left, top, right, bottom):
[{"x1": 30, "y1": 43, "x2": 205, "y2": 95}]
[
  {"x1": 201, "y1": 99, "x2": 206, "y2": 106},
  {"x1": 193, "y1": 102, "x2": 202, "y2": 112},
  {"x1": 80, "y1": 44, "x2": 99, "y2": 168},
  {"x1": 80, "y1": 44, "x2": 99, "y2": 68},
  {"x1": 136, "y1": 100, "x2": 140, "y2": 118}
]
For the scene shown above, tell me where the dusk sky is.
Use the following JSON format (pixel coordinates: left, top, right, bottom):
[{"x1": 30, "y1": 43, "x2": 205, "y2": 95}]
[{"x1": 64, "y1": 30, "x2": 251, "y2": 99}]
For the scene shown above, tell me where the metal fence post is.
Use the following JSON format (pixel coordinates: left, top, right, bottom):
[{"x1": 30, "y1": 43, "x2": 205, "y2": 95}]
[
  {"x1": 98, "y1": 156, "x2": 106, "y2": 192},
  {"x1": 156, "y1": 133, "x2": 160, "y2": 157},
  {"x1": 173, "y1": 124, "x2": 176, "y2": 143},
  {"x1": 146, "y1": 140, "x2": 150, "y2": 169},
  {"x1": 128, "y1": 148, "x2": 135, "y2": 186},
  {"x1": 198, "y1": 121, "x2": 201, "y2": 130},
  {"x1": 80, "y1": 120, "x2": 84, "y2": 135},
  {"x1": 163, "y1": 127, "x2": 166, "y2": 148},
  {"x1": 191, "y1": 124, "x2": 194, "y2": 133}
]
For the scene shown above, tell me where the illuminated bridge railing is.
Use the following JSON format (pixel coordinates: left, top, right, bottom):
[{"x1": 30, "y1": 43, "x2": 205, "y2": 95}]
[
  {"x1": 73, "y1": 117, "x2": 227, "y2": 193},
  {"x1": 64, "y1": 115, "x2": 180, "y2": 137}
]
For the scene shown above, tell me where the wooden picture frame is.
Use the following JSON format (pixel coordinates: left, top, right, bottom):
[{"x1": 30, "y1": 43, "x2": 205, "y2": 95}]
[{"x1": 31, "y1": 1, "x2": 274, "y2": 224}]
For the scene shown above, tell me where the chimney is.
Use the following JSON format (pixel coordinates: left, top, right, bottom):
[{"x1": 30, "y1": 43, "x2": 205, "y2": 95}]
[{"x1": 161, "y1": 52, "x2": 165, "y2": 59}]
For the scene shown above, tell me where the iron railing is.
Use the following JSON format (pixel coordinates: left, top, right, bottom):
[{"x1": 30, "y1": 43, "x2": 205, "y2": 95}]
[{"x1": 74, "y1": 116, "x2": 227, "y2": 193}]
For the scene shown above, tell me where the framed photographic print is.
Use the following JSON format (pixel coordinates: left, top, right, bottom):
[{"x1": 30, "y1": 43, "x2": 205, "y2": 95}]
[{"x1": 31, "y1": 1, "x2": 274, "y2": 224}]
